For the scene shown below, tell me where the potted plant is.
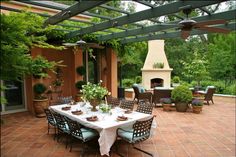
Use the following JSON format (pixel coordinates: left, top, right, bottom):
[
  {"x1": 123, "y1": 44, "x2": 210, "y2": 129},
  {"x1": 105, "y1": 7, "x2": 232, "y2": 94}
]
[
  {"x1": 75, "y1": 80, "x2": 86, "y2": 102},
  {"x1": 160, "y1": 98, "x2": 172, "y2": 111},
  {"x1": 81, "y1": 81, "x2": 109, "y2": 111},
  {"x1": 31, "y1": 55, "x2": 56, "y2": 79},
  {"x1": 172, "y1": 76, "x2": 180, "y2": 87},
  {"x1": 171, "y1": 85, "x2": 192, "y2": 112},
  {"x1": 191, "y1": 99, "x2": 203, "y2": 114},
  {"x1": 76, "y1": 66, "x2": 86, "y2": 76},
  {"x1": 33, "y1": 83, "x2": 48, "y2": 117},
  {"x1": 52, "y1": 67, "x2": 64, "y2": 92}
]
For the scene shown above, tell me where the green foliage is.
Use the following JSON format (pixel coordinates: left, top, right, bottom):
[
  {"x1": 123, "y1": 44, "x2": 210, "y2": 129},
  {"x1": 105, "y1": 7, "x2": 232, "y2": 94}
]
[
  {"x1": 122, "y1": 79, "x2": 135, "y2": 88},
  {"x1": 207, "y1": 32, "x2": 236, "y2": 80},
  {"x1": 171, "y1": 85, "x2": 192, "y2": 103},
  {"x1": 153, "y1": 62, "x2": 164, "y2": 69},
  {"x1": 172, "y1": 76, "x2": 180, "y2": 83},
  {"x1": 33, "y1": 83, "x2": 47, "y2": 99},
  {"x1": 31, "y1": 55, "x2": 57, "y2": 78},
  {"x1": 75, "y1": 81, "x2": 86, "y2": 90},
  {"x1": 135, "y1": 76, "x2": 142, "y2": 84},
  {"x1": 182, "y1": 51, "x2": 209, "y2": 85},
  {"x1": 0, "y1": 85, "x2": 7, "y2": 104},
  {"x1": 0, "y1": 11, "x2": 64, "y2": 81},
  {"x1": 76, "y1": 66, "x2": 86, "y2": 76}
]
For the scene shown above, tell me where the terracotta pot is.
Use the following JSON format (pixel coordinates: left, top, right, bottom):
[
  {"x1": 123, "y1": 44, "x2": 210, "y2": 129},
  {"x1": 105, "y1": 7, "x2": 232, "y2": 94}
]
[
  {"x1": 192, "y1": 105, "x2": 202, "y2": 114},
  {"x1": 33, "y1": 98, "x2": 49, "y2": 118},
  {"x1": 90, "y1": 99, "x2": 99, "y2": 112},
  {"x1": 175, "y1": 102, "x2": 188, "y2": 112},
  {"x1": 162, "y1": 104, "x2": 172, "y2": 111}
]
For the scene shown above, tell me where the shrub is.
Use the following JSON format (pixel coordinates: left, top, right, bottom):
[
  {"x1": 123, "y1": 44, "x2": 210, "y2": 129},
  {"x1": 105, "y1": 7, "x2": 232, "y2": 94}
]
[
  {"x1": 135, "y1": 76, "x2": 142, "y2": 84},
  {"x1": 76, "y1": 66, "x2": 86, "y2": 76},
  {"x1": 171, "y1": 85, "x2": 192, "y2": 103},
  {"x1": 153, "y1": 62, "x2": 164, "y2": 68},
  {"x1": 75, "y1": 80, "x2": 86, "y2": 90},
  {"x1": 223, "y1": 84, "x2": 236, "y2": 95},
  {"x1": 172, "y1": 76, "x2": 180, "y2": 83},
  {"x1": 33, "y1": 83, "x2": 47, "y2": 99},
  {"x1": 122, "y1": 79, "x2": 135, "y2": 88}
]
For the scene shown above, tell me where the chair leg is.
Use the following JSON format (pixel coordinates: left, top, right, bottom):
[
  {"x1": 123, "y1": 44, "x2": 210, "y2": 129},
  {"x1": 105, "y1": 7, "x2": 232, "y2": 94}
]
[
  {"x1": 133, "y1": 144, "x2": 153, "y2": 157},
  {"x1": 211, "y1": 99, "x2": 214, "y2": 104},
  {"x1": 53, "y1": 126, "x2": 57, "y2": 140},
  {"x1": 47, "y1": 123, "x2": 50, "y2": 134},
  {"x1": 65, "y1": 134, "x2": 68, "y2": 149}
]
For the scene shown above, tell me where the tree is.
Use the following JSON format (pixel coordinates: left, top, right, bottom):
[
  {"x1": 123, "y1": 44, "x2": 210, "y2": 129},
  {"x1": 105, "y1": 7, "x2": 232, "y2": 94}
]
[
  {"x1": 207, "y1": 32, "x2": 236, "y2": 80},
  {"x1": 0, "y1": 11, "x2": 63, "y2": 81},
  {"x1": 182, "y1": 51, "x2": 209, "y2": 86}
]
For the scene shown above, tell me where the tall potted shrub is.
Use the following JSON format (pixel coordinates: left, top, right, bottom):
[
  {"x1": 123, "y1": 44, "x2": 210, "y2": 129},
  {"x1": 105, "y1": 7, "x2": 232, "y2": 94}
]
[
  {"x1": 75, "y1": 80, "x2": 86, "y2": 102},
  {"x1": 33, "y1": 83, "x2": 48, "y2": 117},
  {"x1": 171, "y1": 85, "x2": 192, "y2": 112}
]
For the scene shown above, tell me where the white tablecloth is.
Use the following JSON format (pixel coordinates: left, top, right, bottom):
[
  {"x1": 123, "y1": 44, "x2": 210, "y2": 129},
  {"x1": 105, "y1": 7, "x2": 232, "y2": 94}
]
[{"x1": 50, "y1": 102, "x2": 153, "y2": 156}]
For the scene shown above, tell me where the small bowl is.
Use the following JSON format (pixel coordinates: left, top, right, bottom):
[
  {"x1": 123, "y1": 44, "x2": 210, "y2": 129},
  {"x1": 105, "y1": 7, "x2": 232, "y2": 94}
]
[
  {"x1": 124, "y1": 109, "x2": 132, "y2": 114},
  {"x1": 62, "y1": 106, "x2": 71, "y2": 111},
  {"x1": 86, "y1": 116, "x2": 98, "y2": 121},
  {"x1": 71, "y1": 110, "x2": 83, "y2": 115},
  {"x1": 117, "y1": 116, "x2": 128, "y2": 121}
]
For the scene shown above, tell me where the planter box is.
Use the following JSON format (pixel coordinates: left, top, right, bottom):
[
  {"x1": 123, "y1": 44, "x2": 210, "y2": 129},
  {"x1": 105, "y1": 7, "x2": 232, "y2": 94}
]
[{"x1": 125, "y1": 88, "x2": 133, "y2": 99}]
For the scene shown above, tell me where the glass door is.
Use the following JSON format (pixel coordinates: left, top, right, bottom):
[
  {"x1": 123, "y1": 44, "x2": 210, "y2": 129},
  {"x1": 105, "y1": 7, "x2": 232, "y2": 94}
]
[{"x1": 1, "y1": 80, "x2": 26, "y2": 113}]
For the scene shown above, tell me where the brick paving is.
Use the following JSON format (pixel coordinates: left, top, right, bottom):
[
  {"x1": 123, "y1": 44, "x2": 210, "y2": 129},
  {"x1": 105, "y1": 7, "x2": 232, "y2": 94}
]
[{"x1": 1, "y1": 96, "x2": 235, "y2": 157}]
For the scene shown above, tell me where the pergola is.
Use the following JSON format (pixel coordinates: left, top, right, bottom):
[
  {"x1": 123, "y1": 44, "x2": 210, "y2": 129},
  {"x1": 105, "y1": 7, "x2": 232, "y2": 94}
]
[{"x1": 1, "y1": 0, "x2": 236, "y2": 44}]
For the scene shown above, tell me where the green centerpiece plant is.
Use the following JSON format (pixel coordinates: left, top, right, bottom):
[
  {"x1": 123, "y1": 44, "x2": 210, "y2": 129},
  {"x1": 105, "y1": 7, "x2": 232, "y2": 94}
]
[
  {"x1": 81, "y1": 81, "x2": 109, "y2": 111},
  {"x1": 171, "y1": 85, "x2": 192, "y2": 112}
]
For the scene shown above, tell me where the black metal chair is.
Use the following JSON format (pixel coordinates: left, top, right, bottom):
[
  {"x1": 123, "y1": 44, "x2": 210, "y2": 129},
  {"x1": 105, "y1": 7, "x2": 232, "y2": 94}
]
[
  {"x1": 53, "y1": 112, "x2": 70, "y2": 148},
  {"x1": 136, "y1": 101, "x2": 154, "y2": 114},
  {"x1": 107, "y1": 96, "x2": 120, "y2": 108},
  {"x1": 44, "y1": 108, "x2": 57, "y2": 140},
  {"x1": 63, "y1": 116, "x2": 99, "y2": 155},
  {"x1": 120, "y1": 99, "x2": 134, "y2": 110},
  {"x1": 116, "y1": 116, "x2": 154, "y2": 157}
]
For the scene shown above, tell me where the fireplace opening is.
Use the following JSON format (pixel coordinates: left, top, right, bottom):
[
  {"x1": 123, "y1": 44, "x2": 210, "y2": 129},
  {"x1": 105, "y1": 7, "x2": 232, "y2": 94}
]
[{"x1": 151, "y1": 78, "x2": 163, "y2": 88}]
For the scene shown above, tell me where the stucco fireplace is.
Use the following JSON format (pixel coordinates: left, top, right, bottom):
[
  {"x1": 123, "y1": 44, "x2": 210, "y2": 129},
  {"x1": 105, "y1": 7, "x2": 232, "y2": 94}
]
[{"x1": 141, "y1": 40, "x2": 172, "y2": 89}]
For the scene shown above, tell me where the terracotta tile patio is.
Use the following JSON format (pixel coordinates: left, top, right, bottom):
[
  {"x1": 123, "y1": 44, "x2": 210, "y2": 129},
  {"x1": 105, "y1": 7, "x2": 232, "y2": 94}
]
[{"x1": 1, "y1": 96, "x2": 235, "y2": 157}]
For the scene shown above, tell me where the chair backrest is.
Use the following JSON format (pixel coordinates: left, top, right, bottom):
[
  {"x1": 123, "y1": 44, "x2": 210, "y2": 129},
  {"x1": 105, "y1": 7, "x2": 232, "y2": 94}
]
[
  {"x1": 205, "y1": 88, "x2": 216, "y2": 101},
  {"x1": 132, "y1": 85, "x2": 140, "y2": 99},
  {"x1": 120, "y1": 99, "x2": 135, "y2": 110},
  {"x1": 44, "y1": 108, "x2": 56, "y2": 126},
  {"x1": 132, "y1": 116, "x2": 154, "y2": 142},
  {"x1": 53, "y1": 112, "x2": 67, "y2": 130},
  {"x1": 136, "y1": 101, "x2": 153, "y2": 114},
  {"x1": 153, "y1": 89, "x2": 172, "y2": 104},
  {"x1": 107, "y1": 96, "x2": 120, "y2": 108},
  {"x1": 64, "y1": 116, "x2": 83, "y2": 140}
]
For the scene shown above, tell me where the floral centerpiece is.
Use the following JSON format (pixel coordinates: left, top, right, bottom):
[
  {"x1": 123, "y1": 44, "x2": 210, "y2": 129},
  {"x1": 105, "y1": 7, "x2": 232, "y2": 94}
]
[
  {"x1": 99, "y1": 104, "x2": 112, "y2": 113},
  {"x1": 81, "y1": 81, "x2": 109, "y2": 111}
]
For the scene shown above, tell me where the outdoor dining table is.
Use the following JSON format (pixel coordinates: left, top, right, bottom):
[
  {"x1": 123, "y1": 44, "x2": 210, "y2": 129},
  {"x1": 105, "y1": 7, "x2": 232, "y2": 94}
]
[{"x1": 50, "y1": 102, "x2": 153, "y2": 156}]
